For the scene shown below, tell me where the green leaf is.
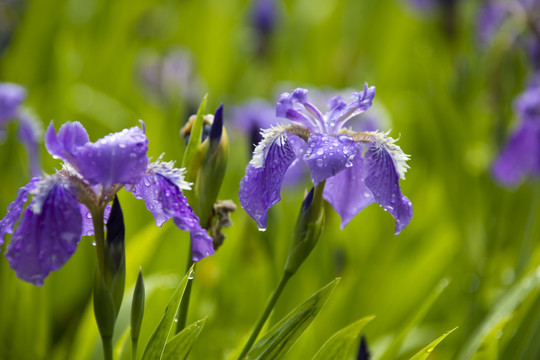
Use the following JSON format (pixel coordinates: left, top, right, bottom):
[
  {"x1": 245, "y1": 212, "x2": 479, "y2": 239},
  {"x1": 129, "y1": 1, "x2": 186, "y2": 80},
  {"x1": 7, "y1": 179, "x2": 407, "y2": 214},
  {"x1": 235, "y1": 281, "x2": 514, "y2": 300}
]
[
  {"x1": 380, "y1": 278, "x2": 450, "y2": 360},
  {"x1": 141, "y1": 266, "x2": 195, "y2": 360},
  {"x1": 312, "y1": 315, "x2": 375, "y2": 360},
  {"x1": 409, "y1": 327, "x2": 458, "y2": 360},
  {"x1": 162, "y1": 318, "x2": 207, "y2": 360},
  {"x1": 246, "y1": 278, "x2": 340, "y2": 360},
  {"x1": 457, "y1": 267, "x2": 540, "y2": 360}
]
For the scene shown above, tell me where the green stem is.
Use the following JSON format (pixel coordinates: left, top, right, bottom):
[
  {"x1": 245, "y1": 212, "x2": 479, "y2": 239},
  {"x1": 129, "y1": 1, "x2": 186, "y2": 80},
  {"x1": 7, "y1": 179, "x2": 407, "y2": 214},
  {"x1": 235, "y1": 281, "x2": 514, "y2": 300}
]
[
  {"x1": 92, "y1": 207, "x2": 107, "y2": 276},
  {"x1": 131, "y1": 339, "x2": 138, "y2": 360},
  {"x1": 517, "y1": 182, "x2": 540, "y2": 276},
  {"x1": 102, "y1": 335, "x2": 113, "y2": 360},
  {"x1": 237, "y1": 271, "x2": 293, "y2": 360},
  {"x1": 175, "y1": 246, "x2": 195, "y2": 333}
]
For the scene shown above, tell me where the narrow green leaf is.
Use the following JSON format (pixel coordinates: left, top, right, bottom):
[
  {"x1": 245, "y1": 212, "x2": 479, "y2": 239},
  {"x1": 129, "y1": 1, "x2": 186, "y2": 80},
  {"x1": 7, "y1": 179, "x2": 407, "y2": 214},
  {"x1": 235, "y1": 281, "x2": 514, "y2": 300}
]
[
  {"x1": 162, "y1": 318, "x2": 207, "y2": 360},
  {"x1": 141, "y1": 266, "x2": 195, "y2": 360},
  {"x1": 409, "y1": 327, "x2": 457, "y2": 360},
  {"x1": 380, "y1": 278, "x2": 450, "y2": 360},
  {"x1": 312, "y1": 315, "x2": 375, "y2": 360},
  {"x1": 457, "y1": 267, "x2": 540, "y2": 360},
  {"x1": 181, "y1": 94, "x2": 207, "y2": 181},
  {"x1": 246, "y1": 278, "x2": 340, "y2": 360}
]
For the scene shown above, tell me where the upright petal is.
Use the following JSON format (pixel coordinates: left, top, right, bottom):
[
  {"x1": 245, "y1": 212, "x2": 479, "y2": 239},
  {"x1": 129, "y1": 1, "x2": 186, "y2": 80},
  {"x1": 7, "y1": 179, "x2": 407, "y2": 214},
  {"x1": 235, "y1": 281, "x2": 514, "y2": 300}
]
[
  {"x1": 323, "y1": 152, "x2": 374, "y2": 228},
  {"x1": 5, "y1": 178, "x2": 83, "y2": 285},
  {"x1": 0, "y1": 82, "x2": 25, "y2": 122},
  {"x1": 304, "y1": 133, "x2": 358, "y2": 184},
  {"x1": 276, "y1": 89, "x2": 322, "y2": 132},
  {"x1": 239, "y1": 125, "x2": 297, "y2": 229},
  {"x1": 45, "y1": 121, "x2": 90, "y2": 164},
  {"x1": 327, "y1": 83, "x2": 375, "y2": 133},
  {"x1": 0, "y1": 178, "x2": 39, "y2": 243},
  {"x1": 72, "y1": 125, "x2": 149, "y2": 188},
  {"x1": 364, "y1": 143, "x2": 412, "y2": 234}
]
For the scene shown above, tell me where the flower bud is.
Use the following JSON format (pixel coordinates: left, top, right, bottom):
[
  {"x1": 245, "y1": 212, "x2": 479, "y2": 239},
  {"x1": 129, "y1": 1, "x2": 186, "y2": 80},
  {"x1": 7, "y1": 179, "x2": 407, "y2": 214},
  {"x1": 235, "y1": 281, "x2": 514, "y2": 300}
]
[{"x1": 284, "y1": 183, "x2": 325, "y2": 275}]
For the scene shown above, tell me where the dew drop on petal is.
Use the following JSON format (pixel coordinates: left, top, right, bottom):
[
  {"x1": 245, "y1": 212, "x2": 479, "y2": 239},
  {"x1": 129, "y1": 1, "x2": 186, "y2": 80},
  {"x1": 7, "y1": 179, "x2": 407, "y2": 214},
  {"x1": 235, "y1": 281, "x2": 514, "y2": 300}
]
[
  {"x1": 258, "y1": 227, "x2": 267, "y2": 232},
  {"x1": 316, "y1": 158, "x2": 324, "y2": 167},
  {"x1": 86, "y1": 212, "x2": 92, "y2": 219},
  {"x1": 316, "y1": 148, "x2": 324, "y2": 156}
]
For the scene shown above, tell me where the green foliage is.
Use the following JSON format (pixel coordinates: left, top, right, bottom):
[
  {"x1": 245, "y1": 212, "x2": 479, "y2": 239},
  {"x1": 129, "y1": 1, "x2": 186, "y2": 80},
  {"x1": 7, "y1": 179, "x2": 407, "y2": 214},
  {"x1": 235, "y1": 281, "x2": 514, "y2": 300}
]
[
  {"x1": 409, "y1": 327, "x2": 458, "y2": 360},
  {"x1": 312, "y1": 315, "x2": 375, "y2": 360},
  {"x1": 246, "y1": 278, "x2": 340, "y2": 360}
]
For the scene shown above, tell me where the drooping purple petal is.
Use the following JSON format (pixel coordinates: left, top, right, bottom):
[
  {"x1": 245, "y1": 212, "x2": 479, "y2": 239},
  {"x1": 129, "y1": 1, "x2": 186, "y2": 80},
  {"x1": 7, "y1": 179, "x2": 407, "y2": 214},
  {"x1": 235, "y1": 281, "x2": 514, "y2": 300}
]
[
  {"x1": 0, "y1": 178, "x2": 39, "y2": 243},
  {"x1": 72, "y1": 125, "x2": 149, "y2": 188},
  {"x1": 323, "y1": 152, "x2": 374, "y2": 228},
  {"x1": 17, "y1": 111, "x2": 42, "y2": 177},
  {"x1": 45, "y1": 121, "x2": 89, "y2": 164},
  {"x1": 5, "y1": 180, "x2": 83, "y2": 285},
  {"x1": 239, "y1": 126, "x2": 297, "y2": 229},
  {"x1": 282, "y1": 134, "x2": 308, "y2": 186},
  {"x1": 364, "y1": 143, "x2": 413, "y2": 234},
  {"x1": 130, "y1": 160, "x2": 214, "y2": 261},
  {"x1": 304, "y1": 133, "x2": 358, "y2": 184},
  {"x1": 0, "y1": 82, "x2": 25, "y2": 122},
  {"x1": 493, "y1": 120, "x2": 540, "y2": 185}
]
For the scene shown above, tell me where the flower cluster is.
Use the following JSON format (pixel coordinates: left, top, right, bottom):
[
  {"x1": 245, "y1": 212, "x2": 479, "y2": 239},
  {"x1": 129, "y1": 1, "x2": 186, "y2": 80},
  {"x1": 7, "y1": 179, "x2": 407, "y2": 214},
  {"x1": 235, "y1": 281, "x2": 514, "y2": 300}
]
[
  {"x1": 239, "y1": 84, "x2": 413, "y2": 234},
  {"x1": 493, "y1": 77, "x2": 540, "y2": 185},
  {"x1": 0, "y1": 121, "x2": 213, "y2": 285}
]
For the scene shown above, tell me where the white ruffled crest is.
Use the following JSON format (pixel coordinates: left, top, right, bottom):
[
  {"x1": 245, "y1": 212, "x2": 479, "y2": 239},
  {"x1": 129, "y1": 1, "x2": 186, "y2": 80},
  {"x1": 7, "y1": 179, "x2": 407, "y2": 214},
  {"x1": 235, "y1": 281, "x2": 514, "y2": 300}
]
[
  {"x1": 30, "y1": 173, "x2": 72, "y2": 214},
  {"x1": 365, "y1": 130, "x2": 410, "y2": 179},
  {"x1": 250, "y1": 124, "x2": 290, "y2": 169},
  {"x1": 148, "y1": 154, "x2": 192, "y2": 190}
]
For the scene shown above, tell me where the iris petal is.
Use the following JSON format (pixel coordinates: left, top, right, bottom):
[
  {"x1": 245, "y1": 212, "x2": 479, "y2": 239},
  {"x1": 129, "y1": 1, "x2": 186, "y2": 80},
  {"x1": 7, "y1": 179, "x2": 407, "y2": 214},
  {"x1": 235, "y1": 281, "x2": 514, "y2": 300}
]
[
  {"x1": 304, "y1": 133, "x2": 358, "y2": 184},
  {"x1": 5, "y1": 182, "x2": 82, "y2": 285},
  {"x1": 364, "y1": 143, "x2": 412, "y2": 234},
  {"x1": 0, "y1": 178, "x2": 39, "y2": 243},
  {"x1": 72, "y1": 125, "x2": 149, "y2": 188},
  {"x1": 0, "y1": 82, "x2": 25, "y2": 122},
  {"x1": 130, "y1": 165, "x2": 213, "y2": 261},
  {"x1": 239, "y1": 126, "x2": 297, "y2": 229},
  {"x1": 323, "y1": 152, "x2": 374, "y2": 228},
  {"x1": 45, "y1": 121, "x2": 89, "y2": 163}
]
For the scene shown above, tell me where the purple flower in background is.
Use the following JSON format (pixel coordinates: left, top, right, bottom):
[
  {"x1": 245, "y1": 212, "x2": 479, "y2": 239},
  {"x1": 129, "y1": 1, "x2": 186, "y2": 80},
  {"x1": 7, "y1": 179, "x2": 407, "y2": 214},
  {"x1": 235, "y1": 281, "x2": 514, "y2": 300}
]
[
  {"x1": 251, "y1": 0, "x2": 278, "y2": 36},
  {"x1": 493, "y1": 78, "x2": 540, "y2": 185},
  {"x1": 477, "y1": 2, "x2": 509, "y2": 45},
  {"x1": 0, "y1": 121, "x2": 213, "y2": 285},
  {"x1": 0, "y1": 82, "x2": 42, "y2": 176},
  {"x1": 239, "y1": 84, "x2": 413, "y2": 234}
]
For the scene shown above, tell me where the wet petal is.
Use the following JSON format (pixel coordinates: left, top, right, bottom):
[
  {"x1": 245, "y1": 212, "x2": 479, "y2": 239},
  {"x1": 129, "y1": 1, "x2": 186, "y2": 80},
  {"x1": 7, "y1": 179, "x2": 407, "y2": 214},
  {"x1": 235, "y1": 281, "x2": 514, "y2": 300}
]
[
  {"x1": 5, "y1": 180, "x2": 82, "y2": 285},
  {"x1": 17, "y1": 111, "x2": 43, "y2": 177},
  {"x1": 73, "y1": 125, "x2": 149, "y2": 188},
  {"x1": 328, "y1": 83, "x2": 375, "y2": 132},
  {"x1": 323, "y1": 153, "x2": 374, "y2": 228},
  {"x1": 130, "y1": 161, "x2": 214, "y2": 261},
  {"x1": 79, "y1": 203, "x2": 111, "y2": 236},
  {"x1": 304, "y1": 133, "x2": 358, "y2": 184},
  {"x1": 364, "y1": 143, "x2": 412, "y2": 234},
  {"x1": 0, "y1": 82, "x2": 25, "y2": 122},
  {"x1": 276, "y1": 88, "x2": 322, "y2": 132},
  {"x1": 45, "y1": 121, "x2": 89, "y2": 164},
  {"x1": 282, "y1": 134, "x2": 308, "y2": 186},
  {"x1": 239, "y1": 126, "x2": 297, "y2": 229},
  {"x1": 0, "y1": 178, "x2": 39, "y2": 243},
  {"x1": 493, "y1": 120, "x2": 540, "y2": 185}
]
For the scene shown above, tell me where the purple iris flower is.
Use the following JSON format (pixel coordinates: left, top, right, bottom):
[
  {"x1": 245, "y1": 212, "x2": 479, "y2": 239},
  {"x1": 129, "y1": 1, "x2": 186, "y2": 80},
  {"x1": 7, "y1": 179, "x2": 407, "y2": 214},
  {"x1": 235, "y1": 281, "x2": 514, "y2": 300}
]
[
  {"x1": 239, "y1": 84, "x2": 413, "y2": 234},
  {"x1": 0, "y1": 121, "x2": 213, "y2": 285},
  {"x1": 251, "y1": 0, "x2": 278, "y2": 36},
  {"x1": 493, "y1": 78, "x2": 540, "y2": 185},
  {"x1": 0, "y1": 82, "x2": 42, "y2": 177}
]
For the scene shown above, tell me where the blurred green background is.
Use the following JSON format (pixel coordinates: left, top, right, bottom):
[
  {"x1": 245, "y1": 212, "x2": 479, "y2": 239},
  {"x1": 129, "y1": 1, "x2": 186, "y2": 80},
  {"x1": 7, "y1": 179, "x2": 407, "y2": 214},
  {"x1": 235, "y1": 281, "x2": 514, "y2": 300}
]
[{"x1": 1, "y1": 0, "x2": 540, "y2": 359}]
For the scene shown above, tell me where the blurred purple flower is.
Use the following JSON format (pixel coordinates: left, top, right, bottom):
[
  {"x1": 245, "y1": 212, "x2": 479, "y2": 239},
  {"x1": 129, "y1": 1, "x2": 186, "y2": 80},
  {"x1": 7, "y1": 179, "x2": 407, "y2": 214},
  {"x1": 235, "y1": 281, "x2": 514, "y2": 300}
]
[
  {"x1": 0, "y1": 82, "x2": 42, "y2": 176},
  {"x1": 477, "y1": 2, "x2": 509, "y2": 45},
  {"x1": 136, "y1": 47, "x2": 204, "y2": 109},
  {"x1": 0, "y1": 121, "x2": 213, "y2": 285},
  {"x1": 493, "y1": 77, "x2": 540, "y2": 185},
  {"x1": 239, "y1": 84, "x2": 413, "y2": 234},
  {"x1": 251, "y1": 0, "x2": 278, "y2": 36}
]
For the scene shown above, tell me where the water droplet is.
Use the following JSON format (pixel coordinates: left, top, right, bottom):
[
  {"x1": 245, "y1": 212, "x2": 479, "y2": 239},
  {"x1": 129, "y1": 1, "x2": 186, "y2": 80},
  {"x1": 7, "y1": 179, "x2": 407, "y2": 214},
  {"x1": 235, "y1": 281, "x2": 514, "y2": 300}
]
[
  {"x1": 258, "y1": 227, "x2": 267, "y2": 232},
  {"x1": 426, "y1": 347, "x2": 433, "y2": 353},
  {"x1": 119, "y1": 143, "x2": 126, "y2": 149},
  {"x1": 345, "y1": 160, "x2": 353, "y2": 168},
  {"x1": 391, "y1": 194, "x2": 396, "y2": 203},
  {"x1": 330, "y1": 121, "x2": 336, "y2": 127},
  {"x1": 316, "y1": 148, "x2": 324, "y2": 156},
  {"x1": 316, "y1": 158, "x2": 324, "y2": 167},
  {"x1": 329, "y1": 152, "x2": 334, "y2": 156},
  {"x1": 86, "y1": 212, "x2": 92, "y2": 219},
  {"x1": 332, "y1": 140, "x2": 339, "y2": 146},
  {"x1": 91, "y1": 240, "x2": 96, "y2": 246},
  {"x1": 343, "y1": 148, "x2": 349, "y2": 154},
  {"x1": 130, "y1": 153, "x2": 137, "y2": 159}
]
